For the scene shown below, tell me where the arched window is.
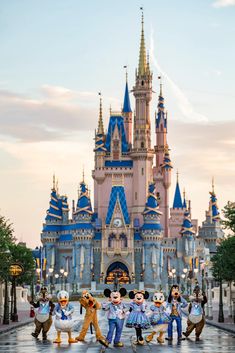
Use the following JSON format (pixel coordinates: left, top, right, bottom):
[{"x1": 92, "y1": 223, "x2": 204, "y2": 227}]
[
  {"x1": 141, "y1": 142, "x2": 144, "y2": 148},
  {"x1": 120, "y1": 233, "x2": 127, "y2": 248},
  {"x1": 108, "y1": 233, "x2": 115, "y2": 248}
]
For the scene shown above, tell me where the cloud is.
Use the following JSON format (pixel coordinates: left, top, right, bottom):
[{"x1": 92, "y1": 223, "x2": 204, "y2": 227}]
[
  {"x1": 0, "y1": 86, "x2": 121, "y2": 142},
  {"x1": 213, "y1": 0, "x2": 235, "y2": 7},
  {"x1": 149, "y1": 30, "x2": 208, "y2": 123}
]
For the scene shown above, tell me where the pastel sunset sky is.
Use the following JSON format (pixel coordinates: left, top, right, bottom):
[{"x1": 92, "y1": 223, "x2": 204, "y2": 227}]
[{"x1": 0, "y1": 0, "x2": 235, "y2": 248}]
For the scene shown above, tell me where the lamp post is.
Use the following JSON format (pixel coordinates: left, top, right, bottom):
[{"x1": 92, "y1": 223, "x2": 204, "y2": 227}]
[
  {"x1": 64, "y1": 271, "x2": 68, "y2": 291},
  {"x1": 48, "y1": 267, "x2": 54, "y2": 294},
  {"x1": 218, "y1": 278, "x2": 224, "y2": 323},
  {"x1": 60, "y1": 268, "x2": 64, "y2": 290},
  {"x1": 54, "y1": 273, "x2": 59, "y2": 292},
  {"x1": 9, "y1": 263, "x2": 24, "y2": 322}
]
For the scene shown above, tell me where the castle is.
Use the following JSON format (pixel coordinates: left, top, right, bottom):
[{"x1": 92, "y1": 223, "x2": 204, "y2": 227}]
[{"x1": 41, "y1": 14, "x2": 224, "y2": 291}]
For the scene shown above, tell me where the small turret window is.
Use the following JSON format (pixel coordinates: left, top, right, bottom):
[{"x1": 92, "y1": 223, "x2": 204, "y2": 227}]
[
  {"x1": 141, "y1": 142, "x2": 144, "y2": 148},
  {"x1": 141, "y1": 168, "x2": 144, "y2": 175},
  {"x1": 141, "y1": 80, "x2": 144, "y2": 86}
]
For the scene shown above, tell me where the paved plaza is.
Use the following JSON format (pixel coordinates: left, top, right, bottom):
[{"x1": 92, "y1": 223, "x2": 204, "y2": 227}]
[{"x1": 0, "y1": 302, "x2": 235, "y2": 353}]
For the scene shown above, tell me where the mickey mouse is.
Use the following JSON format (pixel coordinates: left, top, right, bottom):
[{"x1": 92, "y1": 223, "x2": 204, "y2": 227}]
[
  {"x1": 102, "y1": 288, "x2": 127, "y2": 347},
  {"x1": 126, "y1": 290, "x2": 150, "y2": 345}
]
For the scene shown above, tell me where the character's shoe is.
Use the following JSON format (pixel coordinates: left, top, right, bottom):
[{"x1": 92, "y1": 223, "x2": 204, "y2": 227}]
[
  {"x1": 114, "y1": 342, "x2": 124, "y2": 347},
  {"x1": 146, "y1": 333, "x2": 155, "y2": 343},
  {"x1": 53, "y1": 338, "x2": 62, "y2": 344},
  {"x1": 75, "y1": 337, "x2": 85, "y2": 342},
  {"x1": 31, "y1": 332, "x2": 38, "y2": 338},
  {"x1": 157, "y1": 336, "x2": 164, "y2": 344},
  {"x1": 196, "y1": 336, "x2": 200, "y2": 342},
  {"x1": 98, "y1": 338, "x2": 109, "y2": 347},
  {"x1": 68, "y1": 338, "x2": 77, "y2": 343},
  {"x1": 166, "y1": 337, "x2": 173, "y2": 341},
  {"x1": 183, "y1": 332, "x2": 189, "y2": 338},
  {"x1": 178, "y1": 336, "x2": 185, "y2": 341},
  {"x1": 42, "y1": 335, "x2": 47, "y2": 341},
  {"x1": 137, "y1": 337, "x2": 145, "y2": 345}
]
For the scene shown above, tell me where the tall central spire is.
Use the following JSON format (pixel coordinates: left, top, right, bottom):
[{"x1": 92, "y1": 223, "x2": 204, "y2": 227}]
[{"x1": 138, "y1": 10, "x2": 147, "y2": 76}]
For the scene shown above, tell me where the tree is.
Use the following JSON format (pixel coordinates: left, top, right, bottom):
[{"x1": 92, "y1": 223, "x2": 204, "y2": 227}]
[
  {"x1": 211, "y1": 236, "x2": 235, "y2": 282},
  {"x1": 222, "y1": 201, "x2": 235, "y2": 235},
  {"x1": 0, "y1": 215, "x2": 15, "y2": 280},
  {"x1": 9, "y1": 243, "x2": 35, "y2": 285}
]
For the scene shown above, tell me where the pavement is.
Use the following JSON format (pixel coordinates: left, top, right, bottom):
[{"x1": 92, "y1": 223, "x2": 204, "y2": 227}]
[
  {"x1": 0, "y1": 302, "x2": 34, "y2": 336},
  {"x1": 0, "y1": 302, "x2": 235, "y2": 353}
]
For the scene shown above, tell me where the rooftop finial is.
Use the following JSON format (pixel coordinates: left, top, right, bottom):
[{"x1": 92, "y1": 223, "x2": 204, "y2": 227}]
[
  {"x1": 56, "y1": 178, "x2": 59, "y2": 194},
  {"x1": 82, "y1": 165, "x2": 85, "y2": 183},
  {"x1": 176, "y1": 170, "x2": 179, "y2": 183},
  {"x1": 124, "y1": 65, "x2": 128, "y2": 82},
  {"x1": 212, "y1": 176, "x2": 215, "y2": 193},
  {"x1": 52, "y1": 173, "x2": 56, "y2": 190},
  {"x1": 158, "y1": 75, "x2": 163, "y2": 96},
  {"x1": 97, "y1": 92, "x2": 104, "y2": 135},
  {"x1": 138, "y1": 7, "x2": 147, "y2": 76}
]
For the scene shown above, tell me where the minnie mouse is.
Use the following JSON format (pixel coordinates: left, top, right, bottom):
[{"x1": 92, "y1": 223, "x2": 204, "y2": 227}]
[
  {"x1": 102, "y1": 288, "x2": 127, "y2": 347},
  {"x1": 126, "y1": 290, "x2": 150, "y2": 345}
]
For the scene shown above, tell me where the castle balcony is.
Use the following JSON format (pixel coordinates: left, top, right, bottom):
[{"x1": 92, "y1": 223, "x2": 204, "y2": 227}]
[{"x1": 106, "y1": 248, "x2": 130, "y2": 257}]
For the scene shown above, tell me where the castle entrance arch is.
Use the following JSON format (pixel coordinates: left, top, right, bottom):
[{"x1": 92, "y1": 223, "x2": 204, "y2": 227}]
[{"x1": 105, "y1": 261, "x2": 130, "y2": 285}]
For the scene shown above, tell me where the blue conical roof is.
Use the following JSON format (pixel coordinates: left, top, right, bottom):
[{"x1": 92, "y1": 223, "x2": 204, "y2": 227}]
[
  {"x1": 173, "y1": 181, "x2": 183, "y2": 209},
  {"x1": 123, "y1": 82, "x2": 132, "y2": 113},
  {"x1": 74, "y1": 181, "x2": 93, "y2": 215},
  {"x1": 181, "y1": 210, "x2": 195, "y2": 236},
  {"x1": 142, "y1": 183, "x2": 162, "y2": 231},
  {"x1": 210, "y1": 191, "x2": 220, "y2": 222},
  {"x1": 106, "y1": 185, "x2": 130, "y2": 225},
  {"x1": 45, "y1": 189, "x2": 62, "y2": 221}
]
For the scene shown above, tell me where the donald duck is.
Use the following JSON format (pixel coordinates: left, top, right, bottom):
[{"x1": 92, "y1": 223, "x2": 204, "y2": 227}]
[{"x1": 53, "y1": 290, "x2": 77, "y2": 344}]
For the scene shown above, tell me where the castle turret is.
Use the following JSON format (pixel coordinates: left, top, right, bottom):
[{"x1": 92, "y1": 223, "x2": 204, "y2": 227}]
[
  {"x1": 73, "y1": 179, "x2": 94, "y2": 286},
  {"x1": 94, "y1": 95, "x2": 106, "y2": 168},
  {"x1": 198, "y1": 179, "x2": 224, "y2": 253},
  {"x1": 131, "y1": 11, "x2": 154, "y2": 221},
  {"x1": 153, "y1": 82, "x2": 172, "y2": 237},
  {"x1": 122, "y1": 74, "x2": 132, "y2": 146},
  {"x1": 180, "y1": 209, "x2": 196, "y2": 263},
  {"x1": 142, "y1": 183, "x2": 163, "y2": 287}
]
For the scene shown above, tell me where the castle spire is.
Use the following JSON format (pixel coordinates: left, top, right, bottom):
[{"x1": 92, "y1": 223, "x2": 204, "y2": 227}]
[
  {"x1": 97, "y1": 92, "x2": 104, "y2": 135},
  {"x1": 173, "y1": 171, "x2": 183, "y2": 209},
  {"x1": 209, "y1": 178, "x2": 220, "y2": 222},
  {"x1": 52, "y1": 173, "x2": 56, "y2": 191},
  {"x1": 138, "y1": 8, "x2": 147, "y2": 76},
  {"x1": 180, "y1": 209, "x2": 195, "y2": 236},
  {"x1": 123, "y1": 75, "x2": 132, "y2": 113},
  {"x1": 183, "y1": 188, "x2": 187, "y2": 208}
]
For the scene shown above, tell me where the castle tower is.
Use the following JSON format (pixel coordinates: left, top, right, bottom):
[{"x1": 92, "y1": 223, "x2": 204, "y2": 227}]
[
  {"x1": 122, "y1": 73, "x2": 132, "y2": 146},
  {"x1": 180, "y1": 209, "x2": 196, "y2": 267},
  {"x1": 131, "y1": 12, "x2": 154, "y2": 221},
  {"x1": 198, "y1": 179, "x2": 224, "y2": 254},
  {"x1": 73, "y1": 179, "x2": 94, "y2": 286},
  {"x1": 169, "y1": 172, "x2": 184, "y2": 237},
  {"x1": 153, "y1": 83, "x2": 172, "y2": 236},
  {"x1": 142, "y1": 183, "x2": 164, "y2": 287}
]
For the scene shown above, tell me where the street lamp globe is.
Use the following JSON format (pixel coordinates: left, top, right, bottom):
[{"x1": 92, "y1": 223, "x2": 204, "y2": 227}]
[
  {"x1": 55, "y1": 274, "x2": 59, "y2": 279},
  {"x1": 181, "y1": 274, "x2": 186, "y2": 279},
  {"x1": 183, "y1": 268, "x2": 188, "y2": 273},
  {"x1": 64, "y1": 271, "x2": 68, "y2": 277},
  {"x1": 172, "y1": 268, "x2": 176, "y2": 274},
  {"x1": 36, "y1": 268, "x2": 41, "y2": 274},
  {"x1": 49, "y1": 267, "x2": 54, "y2": 273},
  {"x1": 60, "y1": 268, "x2": 64, "y2": 274},
  {"x1": 168, "y1": 272, "x2": 173, "y2": 277},
  {"x1": 194, "y1": 268, "x2": 199, "y2": 274}
]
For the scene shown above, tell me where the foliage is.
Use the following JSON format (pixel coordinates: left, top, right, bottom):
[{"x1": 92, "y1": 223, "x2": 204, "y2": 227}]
[
  {"x1": 9, "y1": 243, "x2": 35, "y2": 285},
  {"x1": 211, "y1": 236, "x2": 235, "y2": 282},
  {"x1": 222, "y1": 201, "x2": 235, "y2": 235},
  {"x1": 0, "y1": 213, "x2": 35, "y2": 284},
  {"x1": 0, "y1": 215, "x2": 15, "y2": 279}
]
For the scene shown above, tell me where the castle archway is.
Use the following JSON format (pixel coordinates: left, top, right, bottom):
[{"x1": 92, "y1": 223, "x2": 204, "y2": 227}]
[{"x1": 105, "y1": 261, "x2": 130, "y2": 285}]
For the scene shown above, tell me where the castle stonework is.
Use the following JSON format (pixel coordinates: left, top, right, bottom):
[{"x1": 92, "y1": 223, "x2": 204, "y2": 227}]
[{"x1": 41, "y1": 16, "x2": 224, "y2": 290}]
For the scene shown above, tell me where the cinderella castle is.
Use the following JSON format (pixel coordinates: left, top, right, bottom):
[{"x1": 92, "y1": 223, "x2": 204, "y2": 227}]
[{"x1": 41, "y1": 14, "x2": 224, "y2": 291}]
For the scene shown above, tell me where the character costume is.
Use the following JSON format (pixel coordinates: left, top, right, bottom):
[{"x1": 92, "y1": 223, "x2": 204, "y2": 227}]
[
  {"x1": 183, "y1": 285, "x2": 207, "y2": 341},
  {"x1": 102, "y1": 287, "x2": 127, "y2": 347},
  {"x1": 75, "y1": 290, "x2": 108, "y2": 347},
  {"x1": 53, "y1": 290, "x2": 77, "y2": 344},
  {"x1": 166, "y1": 285, "x2": 188, "y2": 341},
  {"x1": 30, "y1": 286, "x2": 54, "y2": 340},
  {"x1": 126, "y1": 290, "x2": 150, "y2": 345},
  {"x1": 146, "y1": 291, "x2": 171, "y2": 344}
]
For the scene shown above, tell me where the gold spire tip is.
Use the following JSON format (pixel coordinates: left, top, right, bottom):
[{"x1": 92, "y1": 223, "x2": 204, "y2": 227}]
[
  {"x1": 212, "y1": 176, "x2": 215, "y2": 193},
  {"x1": 53, "y1": 173, "x2": 56, "y2": 190}
]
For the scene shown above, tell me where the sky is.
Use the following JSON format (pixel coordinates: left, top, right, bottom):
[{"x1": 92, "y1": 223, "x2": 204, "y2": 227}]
[{"x1": 0, "y1": 0, "x2": 235, "y2": 248}]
